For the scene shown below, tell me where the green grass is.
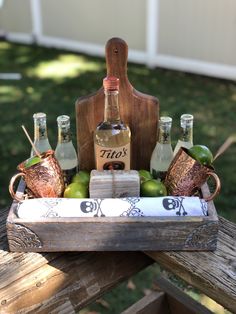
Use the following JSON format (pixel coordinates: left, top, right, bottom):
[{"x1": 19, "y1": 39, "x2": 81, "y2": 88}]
[
  {"x1": 1, "y1": 40, "x2": 236, "y2": 222},
  {"x1": 0, "y1": 41, "x2": 234, "y2": 313}
]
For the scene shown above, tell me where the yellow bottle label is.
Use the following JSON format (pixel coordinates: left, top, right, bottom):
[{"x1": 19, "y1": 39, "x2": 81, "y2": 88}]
[{"x1": 95, "y1": 143, "x2": 130, "y2": 170}]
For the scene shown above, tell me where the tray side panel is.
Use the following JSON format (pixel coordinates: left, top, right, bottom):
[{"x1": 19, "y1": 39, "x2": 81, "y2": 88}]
[
  {"x1": 7, "y1": 181, "x2": 219, "y2": 253},
  {"x1": 7, "y1": 218, "x2": 218, "y2": 252}
]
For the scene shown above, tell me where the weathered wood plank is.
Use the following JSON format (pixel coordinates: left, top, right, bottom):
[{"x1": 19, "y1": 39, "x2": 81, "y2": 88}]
[
  {"x1": 1, "y1": 207, "x2": 153, "y2": 313},
  {"x1": 121, "y1": 291, "x2": 169, "y2": 314},
  {"x1": 0, "y1": 207, "x2": 63, "y2": 290},
  {"x1": 146, "y1": 216, "x2": 236, "y2": 313},
  {"x1": 122, "y1": 277, "x2": 213, "y2": 314},
  {"x1": 0, "y1": 251, "x2": 152, "y2": 314},
  {"x1": 155, "y1": 277, "x2": 213, "y2": 314},
  {"x1": 7, "y1": 217, "x2": 218, "y2": 252}
]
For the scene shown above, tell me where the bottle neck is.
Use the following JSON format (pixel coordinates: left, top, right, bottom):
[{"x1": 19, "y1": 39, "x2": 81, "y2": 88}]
[
  {"x1": 57, "y1": 126, "x2": 71, "y2": 144},
  {"x1": 180, "y1": 125, "x2": 193, "y2": 143},
  {"x1": 34, "y1": 121, "x2": 48, "y2": 141},
  {"x1": 104, "y1": 90, "x2": 121, "y2": 123},
  {"x1": 158, "y1": 126, "x2": 172, "y2": 144}
]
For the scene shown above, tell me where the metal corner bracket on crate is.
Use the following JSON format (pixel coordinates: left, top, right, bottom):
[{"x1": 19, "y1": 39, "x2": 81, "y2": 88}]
[{"x1": 7, "y1": 222, "x2": 42, "y2": 250}]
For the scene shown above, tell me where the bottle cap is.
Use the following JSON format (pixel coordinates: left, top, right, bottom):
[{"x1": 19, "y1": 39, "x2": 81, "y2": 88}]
[
  {"x1": 159, "y1": 117, "x2": 172, "y2": 133},
  {"x1": 181, "y1": 114, "x2": 193, "y2": 127},
  {"x1": 160, "y1": 116, "x2": 172, "y2": 125},
  {"x1": 103, "y1": 76, "x2": 119, "y2": 91},
  {"x1": 33, "y1": 112, "x2": 46, "y2": 120},
  {"x1": 57, "y1": 115, "x2": 70, "y2": 128}
]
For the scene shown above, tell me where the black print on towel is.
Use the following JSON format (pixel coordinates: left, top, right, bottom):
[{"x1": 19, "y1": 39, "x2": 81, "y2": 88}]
[
  {"x1": 162, "y1": 197, "x2": 187, "y2": 216},
  {"x1": 79, "y1": 198, "x2": 144, "y2": 217},
  {"x1": 200, "y1": 199, "x2": 208, "y2": 216},
  {"x1": 80, "y1": 199, "x2": 105, "y2": 217},
  {"x1": 120, "y1": 198, "x2": 144, "y2": 217},
  {"x1": 41, "y1": 199, "x2": 62, "y2": 218}
]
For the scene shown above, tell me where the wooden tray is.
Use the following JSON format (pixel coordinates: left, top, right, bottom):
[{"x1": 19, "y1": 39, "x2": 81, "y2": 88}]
[
  {"x1": 6, "y1": 180, "x2": 218, "y2": 252},
  {"x1": 6, "y1": 38, "x2": 219, "y2": 252}
]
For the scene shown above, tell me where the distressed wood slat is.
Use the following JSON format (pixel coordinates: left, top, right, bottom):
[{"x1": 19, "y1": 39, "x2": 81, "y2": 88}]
[
  {"x1": 1, "y1": 207, "x2": 152, "y2": 313},
  {"x1": 155, "y1": 277, "x2": 213, "y2": 314},
  {"x1": 6, "y1": 206, "x2": 218, "y2": 252},
  {"x1": 0, "y1": 207, "x2": 63, "y2": 290},
  {"x1": 121, "y1": 291, "x2": 168, "y2": 314},
  {"x1": 122, "y1": 277, "x2": 213, "y2": 314},
  {"x1": 0, "y1": 251, "x2": 152, "y2": 314},
  {"x1": 145, "y1": 216, "x2": 236, "y2": 313}
]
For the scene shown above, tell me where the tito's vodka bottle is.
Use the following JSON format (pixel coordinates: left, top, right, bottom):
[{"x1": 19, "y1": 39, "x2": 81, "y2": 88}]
[
  {"x1": 150, "y1": 116, "x2": 173, "y2": 180},
  {"x1": 31, "y1": 112, "x2": 52, "y2": 157},
  {"x1": 55, "y1": 115, "x2": 78, "y2": 184},
  {"x1": 94, "y1": 76, "x2": 131, "y2": 170},
  {"x1": 173, "y1": 114, "x2": 194, "y2": 156}
]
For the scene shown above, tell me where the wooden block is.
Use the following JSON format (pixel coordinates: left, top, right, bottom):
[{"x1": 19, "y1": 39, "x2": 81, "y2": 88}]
[{"x1": 89, "y1": 170, "x2": 140, "y2": 198}]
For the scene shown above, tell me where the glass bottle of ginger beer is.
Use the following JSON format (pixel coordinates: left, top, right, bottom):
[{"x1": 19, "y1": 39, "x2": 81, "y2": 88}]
[
  {"x1": 55, "y1": 115, "x2": 78, "y2": 185},
  {"x1": 150, "y1": 116, "x2": 173, "y2": 180},
  {"x1": 31, "y1": 112, "x2": 52, "y2": 157}
]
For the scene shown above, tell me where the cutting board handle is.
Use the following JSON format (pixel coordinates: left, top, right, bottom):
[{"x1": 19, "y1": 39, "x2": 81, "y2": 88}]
[{"x1": 106, "y1": 37, "x2": 129, "y2": 80}]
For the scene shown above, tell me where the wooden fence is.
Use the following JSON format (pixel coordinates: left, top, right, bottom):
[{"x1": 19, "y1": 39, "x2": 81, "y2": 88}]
[{"x1": 1, "y1": 0, "x2": 236, "y2": 80}]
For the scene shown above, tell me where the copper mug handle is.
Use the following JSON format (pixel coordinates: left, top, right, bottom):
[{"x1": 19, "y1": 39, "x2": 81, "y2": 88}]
[
  {"x1": 9, "y1": 172, "x2": 26, "y2": 202},
  {"x1": 204, "y1": 171, "x2": 221, "y2": 202}
]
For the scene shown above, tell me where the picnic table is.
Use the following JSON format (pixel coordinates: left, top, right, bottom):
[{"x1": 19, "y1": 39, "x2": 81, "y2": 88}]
[{"x1": 0, "y1": 206, "x2": 236, "y2": 313}]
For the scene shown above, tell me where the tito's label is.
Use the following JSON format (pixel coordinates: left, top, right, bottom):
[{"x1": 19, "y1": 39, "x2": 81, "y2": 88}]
[{"x1": 95, "y1": 143, "x2": 130, "y2": 170}]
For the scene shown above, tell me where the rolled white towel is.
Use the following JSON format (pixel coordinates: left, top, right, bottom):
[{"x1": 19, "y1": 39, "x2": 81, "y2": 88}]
[{"x1": 16, "y1": 196, "x2": 208, "y2": 219}]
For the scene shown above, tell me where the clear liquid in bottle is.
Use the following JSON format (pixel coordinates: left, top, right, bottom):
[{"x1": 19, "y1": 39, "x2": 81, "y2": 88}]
[
  {"x1": 30, "y1": 112, "x2": 52, "y2": 157},
  {"x1": 150, "y1": 116, "x2": 173, "y2": 180},
  {"x1": 55, "y1": 115, "x2": 78, "y2": 185}
]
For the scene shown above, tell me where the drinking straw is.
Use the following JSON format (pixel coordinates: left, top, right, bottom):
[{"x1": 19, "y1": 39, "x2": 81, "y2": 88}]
[
  {"x1": 214, "y1": 134, "x2": 236, "y2": 161},
  {"x1": 21, "y1": 125, "x2": 41, "y2": 158}
]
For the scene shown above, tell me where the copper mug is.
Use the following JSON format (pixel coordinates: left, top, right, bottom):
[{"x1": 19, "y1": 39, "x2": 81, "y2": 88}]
[
  {"x1": 9, "y1": 150, "x2": 64, "y2": 202},
  {"x1": 164, "y1": 147, "x2": 221, "y2": 201}
]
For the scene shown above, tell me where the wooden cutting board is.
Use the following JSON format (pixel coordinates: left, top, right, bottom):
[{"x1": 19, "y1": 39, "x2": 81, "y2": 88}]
[{"x1": 75, "y1": 37, "x2": 159, "y2": 171}]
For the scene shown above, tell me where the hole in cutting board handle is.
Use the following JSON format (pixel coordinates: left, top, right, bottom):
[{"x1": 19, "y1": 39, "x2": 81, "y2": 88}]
[{"x1": 106, "y1": 37, "x2": 128, "y2": 78}]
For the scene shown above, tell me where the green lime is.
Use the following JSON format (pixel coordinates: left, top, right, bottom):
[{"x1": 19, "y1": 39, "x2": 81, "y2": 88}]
[
  {"x1": 72, "y1": 170, "x2": 90, "y2": 186},
  {"x1": 188, "y1": 145, "x2": 213, "y2": 166},
  {"x1": 64, "y1": 182, "x2": 89, "y2": 198},
  {"x1": 140, "y1": 179, "x2": 167, "y2": 197},
  {"x1": 24, "y1": 156, "x2": 42, "y2": 168},
  {"x1": 138, "y1": 170, "x2": 153, "y2": 184}
]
